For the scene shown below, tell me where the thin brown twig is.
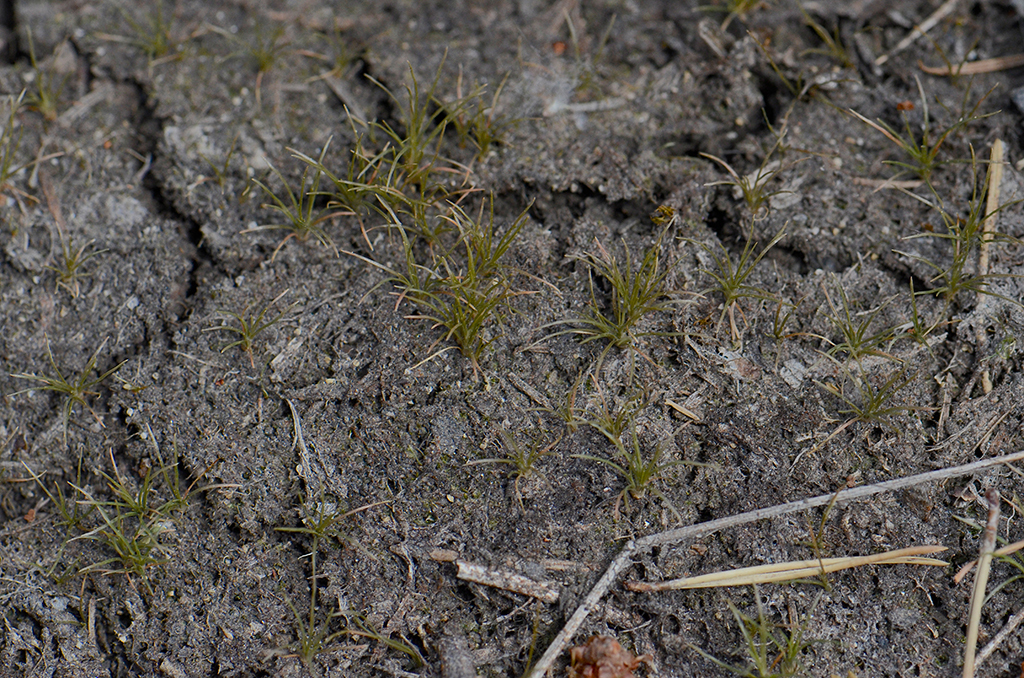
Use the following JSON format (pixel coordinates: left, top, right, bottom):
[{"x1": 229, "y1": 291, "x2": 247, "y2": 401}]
[
  {"x1": 526, "y1": 450, "x2": 1024, "y2": 678},
  {"x1": 976, "y1": 603, "x2": 1024, "y2": 669}
]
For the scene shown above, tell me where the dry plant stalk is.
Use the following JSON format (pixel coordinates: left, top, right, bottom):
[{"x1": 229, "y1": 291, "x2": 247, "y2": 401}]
[
  {"x1": 976, "y1": 139, "x2": 1004, "y2": 394},
  {"x1": 963, "y1": 488, "x2": 1000, "y2": 678},
  {"x1": 625, "y1": 545, "x2": 947, "y2": 592},
  {"x1": 920, "y1": 53, "x2": 1024, "y2": 75}
]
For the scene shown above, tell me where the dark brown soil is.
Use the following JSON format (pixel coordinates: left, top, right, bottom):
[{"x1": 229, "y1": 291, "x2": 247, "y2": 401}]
[{"x1": 2, "y1": 1, "x2": 1024, "y2": 677}]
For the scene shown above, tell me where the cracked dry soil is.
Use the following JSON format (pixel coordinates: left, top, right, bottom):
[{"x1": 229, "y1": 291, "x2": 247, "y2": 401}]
[{"x1": 2, "y1": 1, "x2": 1024, "y2": 677}]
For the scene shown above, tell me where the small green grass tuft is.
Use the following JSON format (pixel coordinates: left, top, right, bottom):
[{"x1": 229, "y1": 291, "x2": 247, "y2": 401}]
[
  {"x1": 275, "y1": 496, "x2": 420, "y2": 667},
  {"x1": 449, "y1": 71, "x2": 517, "y2": 159},
  {"x1": 688, "y1": 223, "x2": 785, "y2": 346},
  {"x1": 702, "y1": 137, "x2": 794, "y2": 220},
  {"x1": 819, "y1": 277, "x2": 897, "y2": 364},
  {"x1": 799, "y1": 4, "x2": 854, "y2": 68},
  {"x1": 800, "y1": 361, "x2": 924, "y2": 463},
  {"x1": 195, "y1": 132, "x2": 240, "y2": 193},
  {"x1": 574, "y1": 386, "x2": 694, "y2": 522},
  {"x1": 205, "y1": 291, "x2": 293, "y2": 367},
  {"x1": 691, "y1": 587, "x2": 819, "y2": 678},
  {"x1": 367, "y1": 58, "x2": 459, "y2": 192},
  {"x1": 549, "y1": 229, "x2": 680, "y2": 353},
  {"x1": 0, "y1": 91, "x2": 27, "y2": 199},
  {"x1": 11, "y1": 338, "x2": 125, "y2": 439},
  {"x1": 850, "y1": 76, "x2": 993, "y2": 182},
  {"x1": 63, "y1": 437, "x2": 220, "y2": 591},
  {"x1": 466, "y1": 428, "x2": 558, "y2": 508},
  {"x1": 895, "y1": 151, "x2": 1023, "y2": 308},
  {"x1": 117, "y1": 1, "x2": 177, "y2": 61},
  {"x1": 24, "y1": 31, "x2": 68, "y2": 122},
  {"x1": 44, "y1": 226, "x2": 107, "y2": 298},
  {"x1": 247, "y1": 153, "x2": 340, "y2": 259},
  {"x1": 353, "y1": 197, "x2": 531, "y2": 374}
]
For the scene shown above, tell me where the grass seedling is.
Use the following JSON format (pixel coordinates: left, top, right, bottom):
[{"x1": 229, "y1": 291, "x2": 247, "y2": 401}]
[
  {"x1": 117, "y1": 1, "x2": 176, "y2": 61},
  {"x1": 690, "y1": 587, "x2": 817, "y2": 678},
  {"x1": 576, "y1": 425, "x2": 686, "y2": 522},
  {"x1": 24, "y1": 30, "x2": 68, "y2": 122},
  {"x1": 702, "y1": 137, "x2": 793, "y2": 220},
  {"x1": 895, "y1": 152, "x2": 1023, "y2": 308},
  {"x1": 205, "y1": 290, "x2": 293, "y2": 367},
  {"x1": 44, "y1": 225, "x2": 107, "y2": 298},
  {"x1": 209, "y1": 20, "x2": 289, "y2": 106},
  {"x1": 406, "y1": 265, "x2": 513, "y2": 371},
  {"x1": 367, "y1": 56, "x2": 461, "y2": 191},
  {"x1": 445, "y1": 195, "x2": 531, "y2": 282},
  {"x1": 276, "y1": 497, "x2": 413, "y2": 667},
  {"x1": 820, "y1": 278, "x2": 897, "y2": 364},
  {"x1": 544, "y1": 369, "x2": 589, "y2": 433},
  {"x1": 891, "y1": 280, "x2": 947, "y2": 352},
  {"x1": 549, "y1": 230, "x2": 678, "y2": 353},
  {"x1": 352, "y1": 198, "x2": 529, "y2": 374},
  {"x1": 24, "y1": 456, "x2": 93, "y2": 531},
  {"x1": 801, "y1": 362, "x2": 921, "y2": 463},
  {"x1": 248, "y1": 155, "x2": 339, "y2": 260},
  {"x1": 11, "y1": 338, "x2": 124, "y2": 439},
  {"x1": 450, "y1": 70, "x2": 516, "y2": 159},
  {"x1": 586, "y1": 383, "x2": 646, "y2": 445},
  {"x1": 767, "y1": 297, "x2": 822, "y2": 372},
  {"x1": 69, "y1": 439, "x2": 221, "y2": 591},
  {"x1": 292, "y1": 134, "x2": 400, "y2": 236},
  {"x1": 466, "y1": 429, "x2": 558, "y2": 508},
  {"x1": 799, "y1": 4, "x2": 854, "y2": 68},
  {"x1": 689, "y1": 223, "x2": 785, "y2": 346},
  {"x1": 850, "y1": 76, "x2": 993, "y2": 182}
]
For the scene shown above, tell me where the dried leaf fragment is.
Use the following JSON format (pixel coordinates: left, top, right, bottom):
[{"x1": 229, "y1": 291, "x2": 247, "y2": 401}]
[{"x1": 568, "y1": 636, "x2": 651, "y2": 678}]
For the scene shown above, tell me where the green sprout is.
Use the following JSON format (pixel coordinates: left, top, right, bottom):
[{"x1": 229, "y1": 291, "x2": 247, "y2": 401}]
[
  {"x1": 895, "y1": 152, "x2": 1023, "y2": 308},
  {"x1": 117, "y1": 1, "x2": 177, "y2": 61},
  {"x1": 691, "y1": 588, "x2": 818, "y2": 678},
  {"x1": 688, "y1": 223, "x2": 785, "y2": 346},
  {"x1": 205, "y1": 291, "x2": 293, "y2": 367},
  {"x1": 276, "y1": 497, "x2": 420, "y2": 667},
  {"x1": 449, "y1": 71, "x2": 517, "y2": 159},
  {"x1": 367, "y1": 56, "x2": 463, "y2": 191},
  {"x1": 466, "y1": 428, "x2": 558, "y2": 507},
  {"x1": 44, "y1": 226, "x2": 107, "y2": 298},
  {"x1": 576, "y1": 425, "x2": 687, "y2": 523},
  {"x1": 24, "y1": 30, "x2": 68, "y2": 122},
  {"x1": 550, "y1": 230, "x2": 680, "y2": 353},
  {"x1": 68, "y1": 440, "x2": 220, "y2": 591},
  {"x1": 210, "y1": 20, "x2": 290, "y2": 106},
  {"x1": 247, "y1": 153, "x2": 339, "y2": 260},
  {"x1": 11, "y1": 338, "x2": 125, "y2": 439},
  {"x1": 195, "y1": 132, "x2": 240, "y2": 192},
  {"x1": 820, "y1": 278, "x2": 897, "y2": 364},
  {"x1": 850, "y1": 76, "x2": 993, "y2": 182},
  {"x1": 801, "y1": 362, "x2": 923, "y2": 462},
  {"x1": 701, "y1": 136, "x2": 794, "y2": 220},
  {"x1": 799, "y1": 4, "x2": 854, "y2": 68},
  {"x1": 351, "y1": 198, "x2": 530, "y2": 374}
]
